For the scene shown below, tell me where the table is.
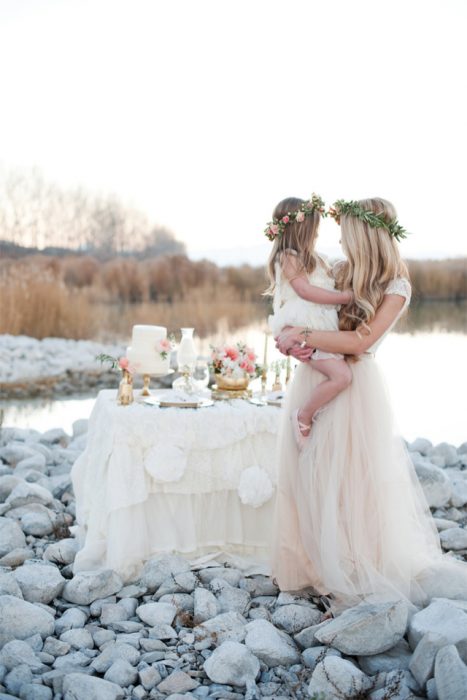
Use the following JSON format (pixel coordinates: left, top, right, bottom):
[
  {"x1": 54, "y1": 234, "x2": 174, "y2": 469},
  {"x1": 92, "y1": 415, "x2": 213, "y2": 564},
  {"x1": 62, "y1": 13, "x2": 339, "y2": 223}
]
[{"x1": 71, "y1": 390, "x2": 281, "y2": 582}]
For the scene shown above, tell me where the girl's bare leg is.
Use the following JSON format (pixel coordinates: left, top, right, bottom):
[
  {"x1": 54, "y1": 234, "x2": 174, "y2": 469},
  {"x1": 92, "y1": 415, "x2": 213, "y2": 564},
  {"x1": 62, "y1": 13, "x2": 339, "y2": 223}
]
[{"x1": 298, "y1": 358, "x2": 352, "y2": 435}]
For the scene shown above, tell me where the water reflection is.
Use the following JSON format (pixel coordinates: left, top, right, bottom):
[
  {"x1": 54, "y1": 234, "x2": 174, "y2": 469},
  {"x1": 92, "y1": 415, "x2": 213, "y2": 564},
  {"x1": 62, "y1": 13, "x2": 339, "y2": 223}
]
[{"x1": 1, "y1": 302, "x2": 466, "y2": 445}]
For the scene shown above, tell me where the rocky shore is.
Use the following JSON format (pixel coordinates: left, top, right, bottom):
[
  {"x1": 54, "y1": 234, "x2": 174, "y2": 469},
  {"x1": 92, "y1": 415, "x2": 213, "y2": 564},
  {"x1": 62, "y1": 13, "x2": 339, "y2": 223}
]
[{"x1": 0, "y1": 424, "x2": 467, "y2": 699}]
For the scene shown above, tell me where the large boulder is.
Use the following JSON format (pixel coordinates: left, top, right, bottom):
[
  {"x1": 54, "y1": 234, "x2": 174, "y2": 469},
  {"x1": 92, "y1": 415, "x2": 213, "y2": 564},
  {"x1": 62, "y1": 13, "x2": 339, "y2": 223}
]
[
  {"x1": 135, "y1": 602, "x2": 176, "y2": 627},
  {"x1": 62, "y1": 673, "x2": 124, "y2": 700},
  {"x1": 434, "y1": 645, "x2": 467, "y2": 700},
  {"x1": 0, "y1": 517, "x2": 27, "y2": 556},
  {"x1": 271, "y1": 603, "x2": 321, "y2": 633},
  {"x1": 139, "y1": 554, "x2": 190, "y2": 593},
  {"x1": 14, "y1": 562, "x2": 65, "y2": 604},
  {"x1": 244, "y1": 618, "x2": 300, "y2": 667},
  {"x1": 194, "y1": 611, "x2": 247, "y2": 646},
  {"x1": 203, "y1": 640, "x2": 260, "y2": 687},
  {"x1": 5, "y1": 481, "x2": 54, "y2": 509},
  {"x1": 315, "y1": 600, "x2": 408, "y2": 655},
  {"x1": 439, "y1": 527, "x2": 467, "y2": 550},
  {"x1": 0, "y1": 595, "x2": 55, "y2": 647},
  {"x1": 414, "y1": 462, "x2": 452, "y2": 507},
  {"x1": 409, "y1": 631, "x2": 449, "y2": 687},
  {"x1": 62, "y1": 570, "x2": 123, "y2": 605},
  {"x1": 308, "y1": 656, "x2": 372, "y2": 699},
  {"x1": 408, "y1": 599, "x2": 467, "y2": 649},
  {"x1": 193, "y1": 587, "x2": 221, "y2": 623}
]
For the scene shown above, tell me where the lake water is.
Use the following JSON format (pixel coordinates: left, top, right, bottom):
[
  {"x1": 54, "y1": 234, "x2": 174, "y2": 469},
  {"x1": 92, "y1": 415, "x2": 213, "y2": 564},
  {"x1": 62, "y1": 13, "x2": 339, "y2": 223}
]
[{"x1": 2, "y1": 301, "x2": 466, "y2": 446}]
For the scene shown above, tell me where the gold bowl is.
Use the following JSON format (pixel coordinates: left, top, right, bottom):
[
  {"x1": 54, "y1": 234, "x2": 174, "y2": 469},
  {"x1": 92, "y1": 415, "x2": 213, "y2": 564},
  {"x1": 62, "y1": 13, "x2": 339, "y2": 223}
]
[{"x1": 215, "y1": 374, "x2": 250, "y2": 391}]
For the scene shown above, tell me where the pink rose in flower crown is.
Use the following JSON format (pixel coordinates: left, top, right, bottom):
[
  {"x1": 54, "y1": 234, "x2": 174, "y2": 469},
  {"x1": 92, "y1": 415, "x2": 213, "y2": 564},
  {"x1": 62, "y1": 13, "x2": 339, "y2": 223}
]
[
  {"x1": 270, "y1": 224, "x2": 279, "y2": 236},
  {"x1": 282, "y1": 215, "x2": 290, "y2": 224},
  {"x1": 296, "y1": 211, "x2": 305, "y2": 223}
]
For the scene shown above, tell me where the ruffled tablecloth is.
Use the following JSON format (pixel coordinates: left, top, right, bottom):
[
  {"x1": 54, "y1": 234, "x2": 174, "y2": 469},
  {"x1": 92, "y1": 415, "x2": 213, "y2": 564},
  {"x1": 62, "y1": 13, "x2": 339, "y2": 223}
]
[{"x1": 71, "y1": 390, "x2": 281, "y2": 582}]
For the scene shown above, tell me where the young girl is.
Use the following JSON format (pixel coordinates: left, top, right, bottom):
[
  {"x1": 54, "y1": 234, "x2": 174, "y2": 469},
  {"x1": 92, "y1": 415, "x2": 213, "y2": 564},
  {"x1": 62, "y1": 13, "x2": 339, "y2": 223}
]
[{"x1": 265, "y1": 194, "x2": 352, "y2": 448}]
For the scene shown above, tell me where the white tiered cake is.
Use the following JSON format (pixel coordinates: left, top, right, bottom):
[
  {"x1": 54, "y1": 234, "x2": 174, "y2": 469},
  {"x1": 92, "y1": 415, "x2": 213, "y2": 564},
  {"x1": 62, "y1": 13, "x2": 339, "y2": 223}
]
[{"x1": 126, "y1": 325, "x2": 170, "y2": 375}]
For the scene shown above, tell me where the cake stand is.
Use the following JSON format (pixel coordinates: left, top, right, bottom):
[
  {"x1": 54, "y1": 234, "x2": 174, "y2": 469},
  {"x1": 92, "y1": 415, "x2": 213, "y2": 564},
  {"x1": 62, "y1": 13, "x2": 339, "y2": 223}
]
[{"x1": 140, "y1": 369, "x2": 174, "y2": 396}]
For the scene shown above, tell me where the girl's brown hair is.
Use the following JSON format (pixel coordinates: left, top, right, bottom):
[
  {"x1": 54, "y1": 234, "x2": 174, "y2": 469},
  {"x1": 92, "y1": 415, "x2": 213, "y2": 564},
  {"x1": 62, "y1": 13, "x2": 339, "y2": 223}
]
[{"x1": 265, "y1": 197, "x2": 322, "y2": 295}]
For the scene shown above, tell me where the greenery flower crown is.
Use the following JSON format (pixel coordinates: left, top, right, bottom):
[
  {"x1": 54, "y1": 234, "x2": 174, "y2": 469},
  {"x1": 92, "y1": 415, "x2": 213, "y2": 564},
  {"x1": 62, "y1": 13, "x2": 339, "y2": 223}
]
[
  {"x1": 264, "y1": 194, "x2": 326, "y2": 242},
  {"x1": 328, "y1": 199, "x2": 409, "y2": 242}
]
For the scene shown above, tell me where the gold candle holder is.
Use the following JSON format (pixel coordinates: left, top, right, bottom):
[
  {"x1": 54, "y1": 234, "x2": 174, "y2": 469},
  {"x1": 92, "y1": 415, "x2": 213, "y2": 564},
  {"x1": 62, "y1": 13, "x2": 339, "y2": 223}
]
[
  {"x1": 261, "y1": 365, "x2": 268, "y2": 395},
  {"x1": 141, "y1": 374, "x2": 151, "y2": 396},
  {"x1": 117, "y1": 369, "x2": 134, "y2": 406}
]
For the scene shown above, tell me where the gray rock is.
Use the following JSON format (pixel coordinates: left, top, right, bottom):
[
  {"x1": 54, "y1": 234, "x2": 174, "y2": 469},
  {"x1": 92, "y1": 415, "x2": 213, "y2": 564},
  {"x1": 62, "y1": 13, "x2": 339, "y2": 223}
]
[
  {"x1": 155, "y1": 570, "x2": 197, "y2": 597},
  {"x1": 14, "y1": 562, "x2": 65, "y2": 604},
  {"x1": 52, "y1": 650, "x2": 91, "y2": 669},
  {"x1": 210, "y1": 578, "x2": 250, "y2": 615},
  {"x1": 0, "y1": 516, "x2": 27, "y2": 556},
  {"x1": 148, "y1": 623, "x2": 177, "y2": 640},
  {"x1": 439, "y1": 527, "x2": 467, "y2": 550},
  {"x1": 271, "y1": 603, "x2": 321, "y2": 633},
  {"x1": 0, "y1": 571, "x2": 23, "y2": 598},
  {"x1": 430, "y1": 443, "x2": 459, "y2": 467},
  {"x1": 19, "y1": 683, "x2": 53, "y2": 700},
  {"x1": 408, "y1": 599, "x2": 467, "y2": 648},
  {"x1": 43, "y1": 637, "x2": 71, "y2": 657},
  {"x1": 62, "y1": 672, "x2": 124, "y2": 700},
  {"x1": 0, "y1": 640, "x2": 44, "y2": 671},
  {"x1": 0, "y1": 547, "x2": 34, "y2": 567},
  {"x1": 139, "y1": 664, "x2": 162, "y2": 690},
  {"x1": 434, "y1": 644, "x2": 467, "y2": 700},
  {"x1": 140, "y1": 554, "x2": 190, "y2": 593},
  {"x1": 16, "y1": 454, "x2": 47, "y2": 473},
  {"x1": 43, "y1": 538, "x2": 78, "y2": 565},
  {"x1": 0, "y1": 475, "x2": 22, "y2": 501},
  {"x1": 100, "y1": 602, "x2": 130, "y2": 625},
  {"x1": 4, "y1": 664, "x2": 33, "y2": 696},
  {"x1": 204, "y1": 640, "x2": 260, "y2": 687},
  {"x1": 0, "y1": 443, "x2": 38, "y2": 465},
  {"x1": 40, "y1": 429, "x2": 69, "y2": 445},
  {"x1": 244, "y1": 619, "x2": 299, "y2": 667},
  {"x1": 91, "y1": 642, "x2": 140, "y2": 673},
  {"x1": 308, "y1": 656, "x2": 371, "y2": 699},
  {"x1": 418, "y1": 564, "x2": 467, "y2": 600},
  {"x1": 414, "y1": 462, "x2": 452, "y2": 507},
  {"x1": 5, "y1": 482, "x2": 53, "y2": 509},
  {"x1": 62, "y1": 569, "x2": 123, "y2": 605},
  {"x1": 20, "y1": 509, "x2": 54, "y2": 537},
  {"x1": 198, "y1": 567, "x2": 242, "y2": 587},
  {"x1": 239, "y1": 576, "x2": 279, "y2": 597},
  {"x1": 315, "y1": 600, "x2": 408, "y2": 655},
  {"x1": 194, "y1": 587, "x2": 221, "y2": 623},
  {"x1": 358, "y1": 638, "x2": 413, "y2": 675},
  {"x1": 195, "y1": 611, "x2": 247, "y2": 646},
  {"x1": 60, "y1": 628, "x2": 94, "y2": 649},
  {"x1": 159, "y1": 592, "x2": 194, "y2": 612},
  {"x1": 116, "y1": 583, "x2": 147, "y2": 598},
  {"x1": 450, "y1": 479, "x2": 467, "y2": 508},
  {"x1": 409, "y1": 632, "x2": 448, "y2": 688},
  {"x1": 0, "y1": 595, "x2": 55, "y2": 646},
  {"x1": 409, "y1": 438, "x2": 433, "y2": 455},
  {"x1": 294, "y1": 619, "x2": 333, "y2": 649},
  {"x1": 157, "y1": 670, "x2": 199, "y2": 694},
  {"x1": 55, "y1": 607, "x2": 88, "y2": 634},
  {"x1": 136, "y1": 601, "x2": 177, "y2": 626},
  {"x1": 104, "y1": 658, "x2": 138, "y2": 686},
  {"x1": 302, "y1": 645, "x2": 341, "y2": 670}
]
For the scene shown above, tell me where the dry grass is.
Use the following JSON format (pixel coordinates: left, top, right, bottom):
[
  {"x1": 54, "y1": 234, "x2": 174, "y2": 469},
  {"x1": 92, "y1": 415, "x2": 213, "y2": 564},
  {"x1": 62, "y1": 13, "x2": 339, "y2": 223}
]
[{"x1": 0, "y1": 254, "x2": 464, "y2": 340}]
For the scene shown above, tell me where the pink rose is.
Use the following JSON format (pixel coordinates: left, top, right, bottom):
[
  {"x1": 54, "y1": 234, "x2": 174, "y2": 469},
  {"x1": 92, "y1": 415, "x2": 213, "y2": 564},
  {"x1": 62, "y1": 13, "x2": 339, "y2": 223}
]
[
  {"x1": 118, "y1": 357, "x2": 129, "y2": 370},
  {"x1": 270, "y1": 224, "x2": 279, "y2": 236},
  {"x1": 225, "y1": 346, "x2": 240, "y2": 361},
  {"x1": 246, "y1": 362, "x2": 255, "y2": 374},
  {"x1": 296, "y1": 211, "x2": 305, "y2": 223},
  {"x1": 282, "y1": 215, "x2": 290, "y2": 224},
  {"x1": 159, "y1": 338, "x2": 171, "y2": 351}
]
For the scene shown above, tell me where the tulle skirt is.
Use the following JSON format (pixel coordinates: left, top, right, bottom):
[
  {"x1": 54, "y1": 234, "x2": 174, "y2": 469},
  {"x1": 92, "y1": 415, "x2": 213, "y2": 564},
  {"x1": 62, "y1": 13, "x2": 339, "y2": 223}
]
[{"x1": 271, "y1": 357, "x2": 467, "y2": 610}]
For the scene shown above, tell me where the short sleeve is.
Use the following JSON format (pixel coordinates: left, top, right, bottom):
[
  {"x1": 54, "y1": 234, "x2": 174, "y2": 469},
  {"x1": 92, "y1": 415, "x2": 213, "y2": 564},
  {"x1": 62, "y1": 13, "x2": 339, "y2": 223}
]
[{"x1": 385, "y1": 277, "x2": 412, "y2": 305}]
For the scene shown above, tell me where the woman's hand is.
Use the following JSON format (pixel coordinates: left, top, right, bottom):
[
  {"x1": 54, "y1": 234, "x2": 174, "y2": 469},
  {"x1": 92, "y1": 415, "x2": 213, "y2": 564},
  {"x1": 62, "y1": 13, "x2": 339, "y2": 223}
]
[
  {"x1": 288, "y1": 345, "x2": 314, "y2": 362},
  {"x1": 275, "y1": 326, "x2": 301, "y2": 355}
]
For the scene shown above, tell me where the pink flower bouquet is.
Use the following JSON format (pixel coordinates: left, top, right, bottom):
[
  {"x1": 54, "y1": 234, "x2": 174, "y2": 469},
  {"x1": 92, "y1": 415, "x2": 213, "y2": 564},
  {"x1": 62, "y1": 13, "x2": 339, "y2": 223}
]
[{"x1": 210, "y1": 342, "x2": 261, "y2": 379}]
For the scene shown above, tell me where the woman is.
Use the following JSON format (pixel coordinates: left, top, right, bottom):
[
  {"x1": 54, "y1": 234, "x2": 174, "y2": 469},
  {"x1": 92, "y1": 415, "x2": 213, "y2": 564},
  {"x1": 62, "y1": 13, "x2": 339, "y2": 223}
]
[{"x1": 271, "y1": 197, "x2": 467, "y2": 610}]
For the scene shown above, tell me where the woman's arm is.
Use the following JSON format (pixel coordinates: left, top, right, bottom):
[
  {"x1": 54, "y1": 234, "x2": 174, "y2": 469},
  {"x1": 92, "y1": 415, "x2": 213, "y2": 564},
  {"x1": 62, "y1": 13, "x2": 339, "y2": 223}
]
[
  {"x1": 276, "y1": 294, "x2": 405, "y2": 355},
  {"x1": 282, "y1": 253, "x2": 351, "y2": 305}
]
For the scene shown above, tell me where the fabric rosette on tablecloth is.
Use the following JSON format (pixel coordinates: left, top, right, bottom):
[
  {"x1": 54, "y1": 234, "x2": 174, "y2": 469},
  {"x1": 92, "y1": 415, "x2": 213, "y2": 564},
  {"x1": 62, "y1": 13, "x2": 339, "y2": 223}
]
[
  {"x1": 237, "y1": 465, "x2": 274, "y2": 508},
  {"x1": 143, "y1": 443, "x2": 187, "y2": 482}
]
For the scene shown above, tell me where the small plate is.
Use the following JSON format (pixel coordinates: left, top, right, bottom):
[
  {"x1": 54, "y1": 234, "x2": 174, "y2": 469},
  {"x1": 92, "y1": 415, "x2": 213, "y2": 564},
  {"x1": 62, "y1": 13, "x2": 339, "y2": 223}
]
[
  {"x1": 143, "y1": 397, "x2": 214, "y2": 409},
  {"x1": 249, "y1": 396, "x2": 283, "y2": 408}
]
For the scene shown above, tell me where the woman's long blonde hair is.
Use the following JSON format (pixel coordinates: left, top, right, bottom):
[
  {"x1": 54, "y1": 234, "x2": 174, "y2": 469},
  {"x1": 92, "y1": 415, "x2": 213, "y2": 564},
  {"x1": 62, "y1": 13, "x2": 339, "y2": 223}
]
[
  {"x1": 265, "y1": 197, "x2": 322, "y2": 295},
  {"x1": 336, "y1": 197, "x2": 409, "y2": 332}
]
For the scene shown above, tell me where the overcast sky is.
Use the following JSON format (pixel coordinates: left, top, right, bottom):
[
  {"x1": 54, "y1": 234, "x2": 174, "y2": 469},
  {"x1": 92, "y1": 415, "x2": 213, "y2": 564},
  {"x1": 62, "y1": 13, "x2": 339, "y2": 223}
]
[{"x1": 0, "y1": 0, "x2": 466, "y2": 263}]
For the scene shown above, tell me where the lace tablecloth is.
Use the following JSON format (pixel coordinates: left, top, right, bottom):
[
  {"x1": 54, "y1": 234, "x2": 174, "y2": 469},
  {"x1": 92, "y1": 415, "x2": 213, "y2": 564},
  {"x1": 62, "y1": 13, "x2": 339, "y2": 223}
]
[{"x1": 71, "y1": 390, "x2": 281, "y2": 582}]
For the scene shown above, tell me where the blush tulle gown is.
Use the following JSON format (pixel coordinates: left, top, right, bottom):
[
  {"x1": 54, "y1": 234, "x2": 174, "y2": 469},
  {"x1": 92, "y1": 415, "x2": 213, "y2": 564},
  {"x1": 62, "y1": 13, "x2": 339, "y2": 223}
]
[{"x1": 271, "y1": 278, "x2": 467, "y2": 609}]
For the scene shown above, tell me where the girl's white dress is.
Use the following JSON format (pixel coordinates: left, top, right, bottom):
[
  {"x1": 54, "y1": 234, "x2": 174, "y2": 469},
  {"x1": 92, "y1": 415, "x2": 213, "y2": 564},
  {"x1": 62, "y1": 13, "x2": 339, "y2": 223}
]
[
  {"x1": 272, "y1": 277, "x2": 467, "y2": 609},
  {"x1": 268, "y1": 258, "x2": 342, "y2": 361}
]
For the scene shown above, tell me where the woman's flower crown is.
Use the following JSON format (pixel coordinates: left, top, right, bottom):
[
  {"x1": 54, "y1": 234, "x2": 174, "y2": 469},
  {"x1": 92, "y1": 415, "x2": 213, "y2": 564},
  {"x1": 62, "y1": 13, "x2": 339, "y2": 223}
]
[
  {"x1": 328, "y1": 199, "x2": 409, "y2": 242},
  {"x1": 264, "y1": 194, "x2": 326, "y2": 241}
]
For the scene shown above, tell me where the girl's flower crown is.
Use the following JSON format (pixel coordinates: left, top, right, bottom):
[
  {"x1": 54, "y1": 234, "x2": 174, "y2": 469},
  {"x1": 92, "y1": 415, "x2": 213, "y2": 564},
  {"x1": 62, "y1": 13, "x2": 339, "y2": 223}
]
[
  {"x1": 264, "y1": 194, "x2": 326, "y2": 242},
  {"x1": 328, "y1": 199, "x2": 409, "y2": 242}
]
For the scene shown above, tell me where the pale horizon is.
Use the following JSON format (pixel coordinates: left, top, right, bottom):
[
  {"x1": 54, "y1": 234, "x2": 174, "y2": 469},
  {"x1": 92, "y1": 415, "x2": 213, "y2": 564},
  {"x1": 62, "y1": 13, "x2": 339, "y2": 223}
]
[{"x1": 0, "y1": 0, "x2": 466, "y2": 265}]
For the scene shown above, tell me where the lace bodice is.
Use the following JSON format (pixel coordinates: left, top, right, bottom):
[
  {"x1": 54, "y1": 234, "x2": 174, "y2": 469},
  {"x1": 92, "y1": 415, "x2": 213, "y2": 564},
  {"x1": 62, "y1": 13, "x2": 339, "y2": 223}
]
[{"x1": 367, "y1": 277, "x2": 412, "y2": 353}]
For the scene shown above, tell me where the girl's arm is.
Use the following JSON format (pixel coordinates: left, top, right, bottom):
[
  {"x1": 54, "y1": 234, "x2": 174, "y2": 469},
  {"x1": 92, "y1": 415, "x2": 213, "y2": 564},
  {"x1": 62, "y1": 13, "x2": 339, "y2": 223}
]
[
  {"x1": 276, "y1": 294, "x2": 405, "y2": 355},
  {"x1": 282, "y1": 253, "x2": 352, "y2": 306}
]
